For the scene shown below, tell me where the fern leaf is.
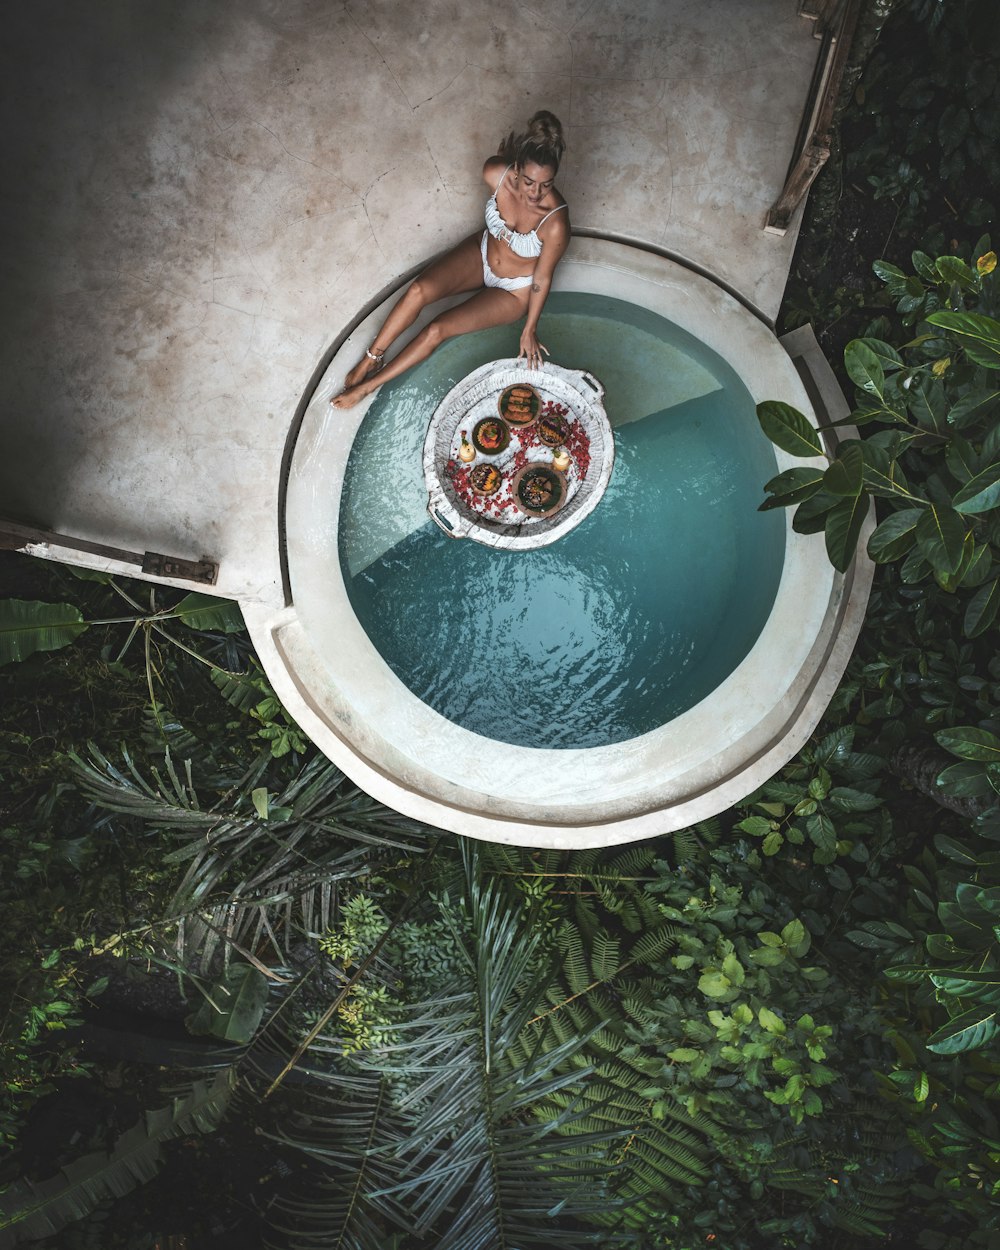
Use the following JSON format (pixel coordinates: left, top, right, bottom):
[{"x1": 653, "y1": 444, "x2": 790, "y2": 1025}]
[{"x1": 590, "y1": 935, "x2": 621, "y2": 981}]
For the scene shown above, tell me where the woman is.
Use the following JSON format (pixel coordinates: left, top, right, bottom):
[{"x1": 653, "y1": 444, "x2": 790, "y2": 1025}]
[{"x1": 331, "y1": 111, "x2": 569, "y2": 409}]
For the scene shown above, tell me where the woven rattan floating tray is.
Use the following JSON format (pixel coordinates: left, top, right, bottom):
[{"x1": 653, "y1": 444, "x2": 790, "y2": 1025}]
[{"x1": 422, "y1": 359, "x2": 614, "y2": 550}]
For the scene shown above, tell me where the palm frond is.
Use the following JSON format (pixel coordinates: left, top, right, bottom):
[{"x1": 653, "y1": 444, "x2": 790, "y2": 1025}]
[
  {"x1": 253, "y1": 842, "x2": 622, "y2": 1249},
  {"x1": 68, "y1": 742, "x2": 217, "y2": 829},
  {"x1": 70, "y1": 743, "x2": 426, "y2": 982},
  {"x1": 764, "y1": 1098, "x2": 909, "y2": 1237},
  {"x1": 259, "y1": 1076, "x2": 410, "y2": 1250}
]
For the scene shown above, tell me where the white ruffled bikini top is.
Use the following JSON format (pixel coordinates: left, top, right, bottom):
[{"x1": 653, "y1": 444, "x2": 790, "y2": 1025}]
[{"x1": 484, "y1": 165, "x2": 567, "y2": 259}]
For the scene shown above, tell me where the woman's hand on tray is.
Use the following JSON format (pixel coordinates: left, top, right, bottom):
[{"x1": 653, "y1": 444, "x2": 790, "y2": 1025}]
[{"x1": 517, "y1": 328, "x2": 550, "y2": 369}]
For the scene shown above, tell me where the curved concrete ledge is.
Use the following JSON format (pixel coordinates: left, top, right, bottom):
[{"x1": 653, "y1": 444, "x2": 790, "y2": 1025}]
[{"x1": 244, "y1": 239, "x2": 872, "y2": 848}]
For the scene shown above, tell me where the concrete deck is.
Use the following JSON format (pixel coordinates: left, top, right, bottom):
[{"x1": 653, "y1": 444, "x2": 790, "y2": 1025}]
[{"x1": 0, "y1": 0, "x2": 821, "y2": 608}]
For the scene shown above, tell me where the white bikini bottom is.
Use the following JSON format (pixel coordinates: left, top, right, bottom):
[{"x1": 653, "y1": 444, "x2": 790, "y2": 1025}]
[{"x1": 481, "y1": 231, "x2": 533, "y2": 292}]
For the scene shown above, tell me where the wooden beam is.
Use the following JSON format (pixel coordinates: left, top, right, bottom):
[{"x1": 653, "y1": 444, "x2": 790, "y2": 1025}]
[
  {"x1": 766, "y1": 0, "x2": 863, "y2": 233},
  {"x1": 0, "y1": 517, "x2": 218, "y2": 585}
]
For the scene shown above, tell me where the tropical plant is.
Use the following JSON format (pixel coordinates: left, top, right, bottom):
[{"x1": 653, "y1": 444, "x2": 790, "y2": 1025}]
[
  {"x1": 0, "y1": 573, "x2": 316, "y2": 766},
  {"x1": 848, "y1": 0, "x2": 1000, "y2": 248},
  {"x1": 0, "y1": 1071, "x2": 235, "y2": 1244},
  {"x1": 0, "y1": 795, "x2": 128, "y2": 1148},
  {"x1": 757, "y1": 244, "x2": 1000, "y2": 641},
  {"x1": 735, "y1": 724, "x2": 886, "y2": 877},
  {"x1": 63, "y1": 734, "x2": 429, "y2": 984},
  {"x1": 839, "y1": 811, "x2": 1000, "y2": 1243},
  {"x1": 0, "y1": 587, "x2": 244, "y2": 669}
]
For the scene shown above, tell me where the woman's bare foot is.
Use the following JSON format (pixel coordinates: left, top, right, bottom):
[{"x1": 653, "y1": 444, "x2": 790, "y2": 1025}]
[{"x1": 330, "y1": 379, "x2": 378, "y2": 409}]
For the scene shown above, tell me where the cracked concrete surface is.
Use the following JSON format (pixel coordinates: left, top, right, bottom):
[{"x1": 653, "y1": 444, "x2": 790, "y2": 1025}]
[{"x1": 0, "y1": 0, "x2": 819, "y2": 605}]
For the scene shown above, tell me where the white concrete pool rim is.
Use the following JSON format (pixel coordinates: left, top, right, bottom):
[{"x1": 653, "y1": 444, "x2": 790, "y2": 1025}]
[{"x1": 250, "y1": 238, "x2": 870, "y2": 848}]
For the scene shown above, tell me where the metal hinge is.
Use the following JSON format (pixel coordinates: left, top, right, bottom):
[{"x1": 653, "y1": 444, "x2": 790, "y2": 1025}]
[{"x1": 141, "y1": 551, "x2": 219, "y2": 584}]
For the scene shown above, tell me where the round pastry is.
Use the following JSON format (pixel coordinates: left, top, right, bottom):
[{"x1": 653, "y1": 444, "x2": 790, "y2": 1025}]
[
  {"x1": 537, "y1": 413, "x2": 569, "y2": 446},
  {"x1": 469, "y1": 463, "x2": 503, "y2": 495},
  {"x1": 472, "y1": 416, "x2": 510, "y2": 455}
]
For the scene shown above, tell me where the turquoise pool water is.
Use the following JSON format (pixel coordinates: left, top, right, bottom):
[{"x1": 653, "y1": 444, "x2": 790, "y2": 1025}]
[{"x1": 338, "y1": 293, "x2": 783, "y2": 749}]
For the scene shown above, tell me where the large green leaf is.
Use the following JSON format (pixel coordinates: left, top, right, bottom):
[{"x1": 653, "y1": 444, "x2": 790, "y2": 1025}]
[
  {"x1": 871, "y1": 259, "x2": 906, "y2": 281},
  {"x1": 935, "y1": 726, "x2": 1000, "y2": 762},
  {"x1": 792, "y1": 491, "x2": 838, "y2": 534},
  {"x1": 0, "y1": 599, "x2": 88, "y2": 666},
  {"x1": 828, "y1": 786, "x2": 881, "y2": 812},
  {"x1": 859, "y1": 441, "x2": 917, "y2": 500},
  {"x1": 807, "y1": 811, "x2": 837, "y2": 854},
  {"x1": 857, "y1": 337, "x2": 904, "y2": 372},
  {"x1": 946, "y1": 435, "x2": 981, "y2": 484},
  {"x1": 844, "y1": 340, "x2": 885, "y2": 398},
  {"x1": 927, "y1": 311, "x2": 1000, "y2": 370},
  {"x1": 756, "y1": 402, "x2": 824, "y2": 458},
  {"x1": 908, "y1": 378, "x2": 948, "y2": 433},
  {"x1": 0, "y1": 1072, "x2": 233, "y2": 1242},
  {"x1": 930, "y1": 969, "x2": 1000, "y2": 998},
  {"x1": 824, "y1": 442, "x2": 864, "y2": 497},
  {"x1": 758, "y1": 1006, "x2": 786, "y2": 1035},
  {"x1": 848, "y1": 402, "x2": 888, "y2": 427},
  {"x1": 953, "y1": 461, "x2": 1000, "y2": 514},
  {"x1": 926, "y1": 1004, "x2": 1000, "y2": 1054},
  {"x1": 935, "y1": 255, "x2": 976, "y2": 288},
  {"x1": 867, "y1": 508, "x2": 923, "y2": 563},
  {"x1": 948, "y1": 386, "x2": 1000, "y2": 428},
  {"x1": 941, "y1": 839, "x2": 998, "y2": 877},
  {"x1": 933, "y1": 531, "x2": 977, "y2": 592},
  {"x1": 912, "y1": 251, "x2": 938, "y2": 282},
  {"x1": 959, "y1": 543, "x2": 993, "y2": 588},
  {"x1": 824, "y1": 495, "x2": 868, "y2": 572},
  {"x1": 965, "y1": 579, "x2": 1000, "y2": 637},
  {"x1": 210, "y1": 663, "x2": 270, "y2": 713},
  {"x1": 173, "y1": 592, "x2": 244, "y2": 633},
  {"x1": 915, "y1": 504, "x2": 968, "y2": 574},
  {"x1": 188, "y1": 962, "x2": 270, "y2": 1044},
  {"x1": 760, "y1": 466, "x2": 826, "y2": 511},
  {"x1": 900, "y1": 547, "x2": 931, "y2": 584}
]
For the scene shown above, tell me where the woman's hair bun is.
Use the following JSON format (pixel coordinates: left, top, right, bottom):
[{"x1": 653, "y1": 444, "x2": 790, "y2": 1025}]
[{"x1": 498, "y1": 110, "x2": 566, "y2": 172}]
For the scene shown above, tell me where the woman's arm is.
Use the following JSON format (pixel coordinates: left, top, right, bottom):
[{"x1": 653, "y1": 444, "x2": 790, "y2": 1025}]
[{"x1": 518, "y1": 212, "x2": 570, "y2": 366}]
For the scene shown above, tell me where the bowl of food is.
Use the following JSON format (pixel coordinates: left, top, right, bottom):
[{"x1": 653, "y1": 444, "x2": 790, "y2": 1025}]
[
  {"x1": 469, "y1": 463, "x2": 503, "y2": 496},
  {"x1": 498, "y1": 384, "x2": 540, "y2": 427},
  {"x1": 512, "y1": 464, "x2": 565, "y2": 516},
  {"x1": 537, "y1": 412, "x2": 569, "y2": 446},
  {"x1": 472, "y1": 416, "x2": 510, "y2": 455}
]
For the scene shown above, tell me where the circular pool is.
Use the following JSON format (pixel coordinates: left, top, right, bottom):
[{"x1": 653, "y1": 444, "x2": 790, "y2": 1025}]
[
  {"x1": 340, "y1": 296, "x2": 784, "y2": 750},
  {"x1": 256, "y1": 239, "x2": 871, "y2": 848}
]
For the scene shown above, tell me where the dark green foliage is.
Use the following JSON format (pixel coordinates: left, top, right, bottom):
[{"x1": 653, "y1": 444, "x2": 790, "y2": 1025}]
[
  {"x1": 0, "y1": 1073, "x2": 234, "y2": 1245},
  {"x1": 244, "y1": 844, "x2": 626, "y2": 1249},
  {"x1": 848, "y1": 0, "x2": 1000, "y2": 248},
  {"x1": 758, "y1": 243, "x2": 1000, "y2": 586}
]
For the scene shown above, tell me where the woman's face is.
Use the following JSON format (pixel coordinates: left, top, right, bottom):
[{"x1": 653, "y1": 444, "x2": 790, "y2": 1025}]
[{"x1": 517, "y1": 161, "x2": 556, "y2": 205}]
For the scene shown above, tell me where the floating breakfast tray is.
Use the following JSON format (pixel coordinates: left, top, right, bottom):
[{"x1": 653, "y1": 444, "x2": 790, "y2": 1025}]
[{"x1": 423, "y1": 360, "x2": 614, "y2": 550}]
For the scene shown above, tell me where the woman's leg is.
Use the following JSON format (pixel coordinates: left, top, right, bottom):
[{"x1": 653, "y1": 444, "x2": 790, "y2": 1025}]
[
  {"x1": 332, "y1": 286, "x2": 526, "y2": 409},
  {"x1": 340, "y1": 233, "x2": 484, "y2": 389}
]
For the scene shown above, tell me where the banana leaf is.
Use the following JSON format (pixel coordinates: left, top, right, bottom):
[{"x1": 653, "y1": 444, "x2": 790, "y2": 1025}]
[
  {"x1": 0, "y1": 599, "x2": 88, "y2": 666},
  {"x1": 0, "y1": 1071, "x2": 234, "y2": 1244}
]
